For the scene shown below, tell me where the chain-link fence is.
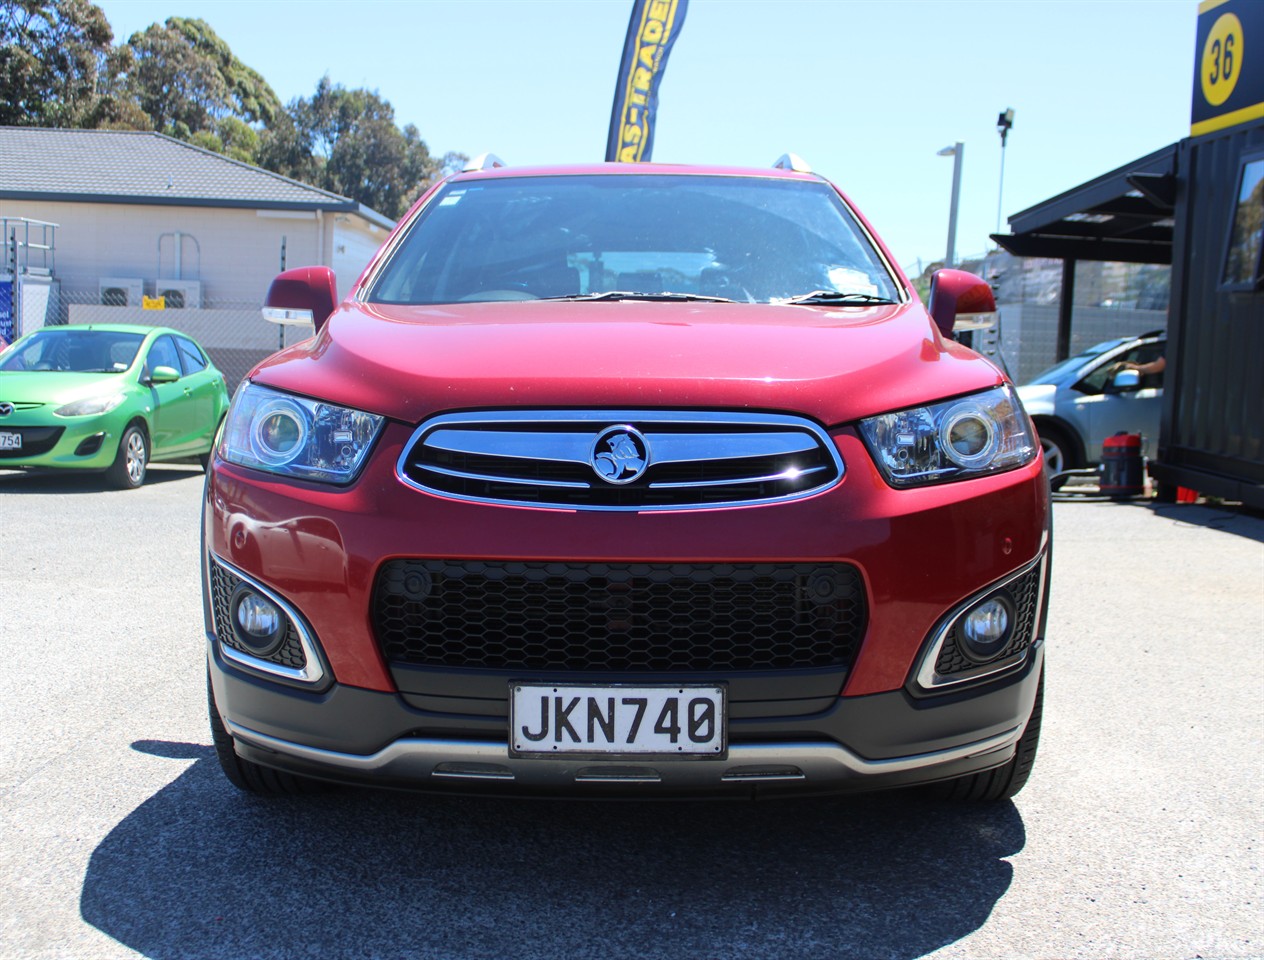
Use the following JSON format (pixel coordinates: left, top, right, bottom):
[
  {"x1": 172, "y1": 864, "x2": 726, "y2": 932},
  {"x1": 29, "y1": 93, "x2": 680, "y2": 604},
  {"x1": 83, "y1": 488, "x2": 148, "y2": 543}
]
[
  {"x1": 3, "y1": 283, "x2": 307, "y2": 393},
  {"x1": 8, "y1": 251, "x2": 1173, "y2": 396},
  {"x1": 910, "y1": 251, "x2": 1171, "y2": 383}
]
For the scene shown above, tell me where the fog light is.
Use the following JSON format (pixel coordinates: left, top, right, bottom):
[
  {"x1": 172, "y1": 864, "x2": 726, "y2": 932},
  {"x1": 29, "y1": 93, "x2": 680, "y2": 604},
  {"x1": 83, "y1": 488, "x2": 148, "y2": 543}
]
[
  {"x1": 959, "y1": 596, "x2": 1012, "y2": 663},
  {"x1": 230, "y1": 585, "x2": 287, "y2": 656}
]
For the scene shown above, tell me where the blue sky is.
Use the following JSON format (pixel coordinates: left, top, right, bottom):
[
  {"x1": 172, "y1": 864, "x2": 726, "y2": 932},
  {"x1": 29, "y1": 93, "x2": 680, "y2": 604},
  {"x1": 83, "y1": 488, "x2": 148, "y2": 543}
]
[{"x1": 95, "y1": 0, "x2": 1199, "y2": 273}]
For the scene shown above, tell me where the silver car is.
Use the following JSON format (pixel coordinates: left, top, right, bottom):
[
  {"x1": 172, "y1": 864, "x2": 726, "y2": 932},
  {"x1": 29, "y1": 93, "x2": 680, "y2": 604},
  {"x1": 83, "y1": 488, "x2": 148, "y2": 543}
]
[{"x1": 1017, "y1": 332, "x2": 1165, "y2": 489}]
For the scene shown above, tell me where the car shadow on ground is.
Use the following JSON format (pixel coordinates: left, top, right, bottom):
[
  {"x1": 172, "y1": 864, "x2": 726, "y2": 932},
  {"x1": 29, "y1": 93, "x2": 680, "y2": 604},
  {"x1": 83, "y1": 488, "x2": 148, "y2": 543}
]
[
  {"x1": 0, "y1": 464, "x2": 202, "y2": 494},
  {"x1": 81, "y1": 741, "x2": 1025, "y2": 960},
  {"x1": 1147, "y1": 501, "x2": 1264, "y2": 543}
]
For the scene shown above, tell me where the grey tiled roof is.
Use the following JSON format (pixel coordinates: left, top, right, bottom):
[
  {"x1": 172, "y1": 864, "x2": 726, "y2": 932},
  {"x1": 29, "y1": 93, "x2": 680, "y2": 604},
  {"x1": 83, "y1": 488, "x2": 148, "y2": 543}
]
[{"x1": 0, "y1": 127, "x2": 390, "y2": 224}]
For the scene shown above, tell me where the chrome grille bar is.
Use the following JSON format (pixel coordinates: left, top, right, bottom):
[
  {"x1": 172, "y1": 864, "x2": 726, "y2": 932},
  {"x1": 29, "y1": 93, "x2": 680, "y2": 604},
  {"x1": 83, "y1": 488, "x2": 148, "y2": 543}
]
[{"x1": 398, "y1": 410, "x2": 844, "y2": 511}]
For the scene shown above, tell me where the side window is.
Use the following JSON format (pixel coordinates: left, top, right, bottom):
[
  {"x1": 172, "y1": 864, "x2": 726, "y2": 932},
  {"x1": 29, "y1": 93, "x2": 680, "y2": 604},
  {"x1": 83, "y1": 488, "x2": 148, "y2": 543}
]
[
  {"x1": 1076, "y1": 342, "x2": 1165, "y2": 394},
  {"x1": 1223, "y1": 155, "x2": 1264, "y2": 289},
  {"x1": 175, "y1": 336, "x2": 208, "y2": 374},
  {"x1": 145, "y1": 335, "x2": 181, "y2": 378}
]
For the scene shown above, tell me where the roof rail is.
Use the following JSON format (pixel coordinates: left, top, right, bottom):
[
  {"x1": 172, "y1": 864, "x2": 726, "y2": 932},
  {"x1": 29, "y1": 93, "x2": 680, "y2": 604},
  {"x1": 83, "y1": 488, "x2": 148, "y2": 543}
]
[
  {"x1": 773, "y1": 153, "x2": 812, "y2": 173},
  {"x1": 463, "y1": 153, "x2": 507, "y2": 172}
]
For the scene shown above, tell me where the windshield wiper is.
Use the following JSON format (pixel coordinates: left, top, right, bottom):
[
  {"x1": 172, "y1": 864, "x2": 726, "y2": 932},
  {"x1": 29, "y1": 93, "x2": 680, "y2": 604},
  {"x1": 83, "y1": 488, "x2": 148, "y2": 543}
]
[
  {"x1": 539, "y1": 290, "x2": 739, "y2": 304},
  {"x1": 775, "y1": 290, "x2": 898, "y2": 306}
]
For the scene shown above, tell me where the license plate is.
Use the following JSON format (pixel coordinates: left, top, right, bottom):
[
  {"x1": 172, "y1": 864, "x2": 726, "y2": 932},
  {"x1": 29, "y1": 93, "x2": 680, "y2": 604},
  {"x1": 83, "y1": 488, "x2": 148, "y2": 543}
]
[
  {"x1": 0, "y1": 432, "x2": 20, "y2": 450},
  {"x1": 510, "y1": 683, "x2": 726, "y2": 758}
]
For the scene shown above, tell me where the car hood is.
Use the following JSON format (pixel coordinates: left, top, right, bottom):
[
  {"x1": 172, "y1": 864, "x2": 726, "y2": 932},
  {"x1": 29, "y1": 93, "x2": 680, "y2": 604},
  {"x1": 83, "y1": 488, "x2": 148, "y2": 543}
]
[
  {"x1": 0, "y1": 371, "x2": 135, "y2": 406},
  {"x1": 251, "y1": 300, "x2": 1006, "y2": 427},
  {"x1": 1015, "y1": 382, "x2": 1058, "y2": 416}
]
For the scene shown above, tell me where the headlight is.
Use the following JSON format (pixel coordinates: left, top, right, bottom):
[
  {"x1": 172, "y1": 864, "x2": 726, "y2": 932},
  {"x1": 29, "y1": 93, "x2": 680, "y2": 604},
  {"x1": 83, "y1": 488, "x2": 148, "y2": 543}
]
[
  {"x1": 54, "y1": 393, "x2": 127, "y2": 417},
  {"x1": 859, "y1": 385, "x2": 1037, "y2": 487},
  {"x1": 220, "y1": 382, "x2": 384, "y2": 484}
]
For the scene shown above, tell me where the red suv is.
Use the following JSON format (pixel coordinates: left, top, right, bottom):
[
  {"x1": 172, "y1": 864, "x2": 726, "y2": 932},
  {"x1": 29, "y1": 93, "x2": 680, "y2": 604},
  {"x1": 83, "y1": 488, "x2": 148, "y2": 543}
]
[{"x1": 204, "y1": 159, "x2": 1048, "y2": 802}]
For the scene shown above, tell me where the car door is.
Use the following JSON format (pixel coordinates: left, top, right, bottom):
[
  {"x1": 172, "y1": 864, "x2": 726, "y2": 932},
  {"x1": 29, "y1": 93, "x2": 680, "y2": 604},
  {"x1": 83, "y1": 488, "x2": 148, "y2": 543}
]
[
  {"x1": 1071, "y1": 340, "x2": 1165, "y2": 460},
  {"x1": 144, "y1": 334, "x2": 197, "y2": 457},
  {"x1": 174, "y1": 336, "x2": 221, "y2": 451}
]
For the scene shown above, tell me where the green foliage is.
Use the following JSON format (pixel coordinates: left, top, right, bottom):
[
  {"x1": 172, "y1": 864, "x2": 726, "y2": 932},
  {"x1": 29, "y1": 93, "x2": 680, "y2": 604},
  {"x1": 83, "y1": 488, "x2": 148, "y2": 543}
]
[
  {"x1": 278, "y1": 75, "x2": 466, "y2": 219},
  {"x1": 0, "y1": 0, "x2": 116, "y2": 126},
  {"x1": 3, "y1": 3, "x2": 463, "y2": 218},
  {"x1": 121, "y1": 16, "x2": 281, "y2": 146}
]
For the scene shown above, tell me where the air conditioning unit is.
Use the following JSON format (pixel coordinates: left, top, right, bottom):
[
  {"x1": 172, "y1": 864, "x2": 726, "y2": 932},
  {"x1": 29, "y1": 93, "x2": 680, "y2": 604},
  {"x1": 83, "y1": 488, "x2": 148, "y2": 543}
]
[
  {"x1": 99, "y1": 278, "x2": 145, "y2": 307},
  {"x1": 154, "y1": 279, "x2": 202, "y2": 309}
]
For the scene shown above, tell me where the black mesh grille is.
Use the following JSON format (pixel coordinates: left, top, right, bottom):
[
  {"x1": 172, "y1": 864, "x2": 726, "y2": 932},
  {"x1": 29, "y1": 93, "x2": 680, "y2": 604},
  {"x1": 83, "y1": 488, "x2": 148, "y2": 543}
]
[
  {"x1": 208, "y1": 559, "x2": 307, "y2": 670},
  {"x1": 934, "y1": 561, "x2": 1043, "y2": 676},
  {"x1": 374, "y1": 560, "x2": 867, "y2": 673}
]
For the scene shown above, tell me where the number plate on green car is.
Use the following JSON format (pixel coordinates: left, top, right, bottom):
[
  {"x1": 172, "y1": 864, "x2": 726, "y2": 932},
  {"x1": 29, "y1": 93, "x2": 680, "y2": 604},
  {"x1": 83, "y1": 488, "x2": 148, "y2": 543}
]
[
  {"x1": 0, "y1": 432, "x2": 21, "y2": 450},
  {"x1": 510, "y1": 683, "x2": 726, "y2": 758}
]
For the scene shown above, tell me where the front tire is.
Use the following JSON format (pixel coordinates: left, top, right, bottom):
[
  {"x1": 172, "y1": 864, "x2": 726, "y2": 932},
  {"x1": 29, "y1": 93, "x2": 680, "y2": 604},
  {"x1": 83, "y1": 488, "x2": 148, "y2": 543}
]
[
  {"x1": 1035, "y1": 423, "x2": 1076, "y2": 492},
  {"x1": 106, "y1": 425, "x2": 148, "y2": 489},
  {"x1": 929, "y1": 667, "x2": 1044, "y2": 803},
  {"x1": 208, "y1": 672, "x2": 319, "y2": 796}
]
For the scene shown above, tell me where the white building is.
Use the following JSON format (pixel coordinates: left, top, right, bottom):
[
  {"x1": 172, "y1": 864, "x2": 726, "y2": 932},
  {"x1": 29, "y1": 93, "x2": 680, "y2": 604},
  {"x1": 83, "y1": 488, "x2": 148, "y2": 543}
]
[{"x1": 0, "y1": 127, "x2": 394, "y2": 384}]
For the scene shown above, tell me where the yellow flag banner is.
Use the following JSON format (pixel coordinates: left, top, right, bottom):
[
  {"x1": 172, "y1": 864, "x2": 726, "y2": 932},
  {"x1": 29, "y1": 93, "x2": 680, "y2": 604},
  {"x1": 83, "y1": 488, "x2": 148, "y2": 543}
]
[{"x1": 605, "y1": 0, "x2": 689, "y2": 163}]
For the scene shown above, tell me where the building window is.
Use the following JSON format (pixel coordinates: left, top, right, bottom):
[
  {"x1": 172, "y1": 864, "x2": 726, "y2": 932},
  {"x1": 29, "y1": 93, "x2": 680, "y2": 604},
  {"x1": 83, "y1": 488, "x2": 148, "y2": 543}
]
[{"x1": 1223, "y1": 155, "x2": 1264, "y2": 289}]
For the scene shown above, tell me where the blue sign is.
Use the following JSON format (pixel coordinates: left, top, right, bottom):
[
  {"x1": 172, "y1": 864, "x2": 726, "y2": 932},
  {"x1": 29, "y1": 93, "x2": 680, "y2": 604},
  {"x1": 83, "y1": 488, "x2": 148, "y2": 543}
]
[{"x1": 0, "y1": 280, "x2": 13, "y2": 343}]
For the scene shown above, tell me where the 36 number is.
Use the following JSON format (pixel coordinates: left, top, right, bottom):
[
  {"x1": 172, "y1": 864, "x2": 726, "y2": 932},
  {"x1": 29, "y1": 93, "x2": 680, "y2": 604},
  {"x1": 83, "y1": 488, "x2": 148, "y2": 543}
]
[
  {"x1": 1201, "y1": 13, "x2": 1243, "y2": 109},
  {"x1": 1209, "y1": 36, "x2": 1236, "y2": 85}
]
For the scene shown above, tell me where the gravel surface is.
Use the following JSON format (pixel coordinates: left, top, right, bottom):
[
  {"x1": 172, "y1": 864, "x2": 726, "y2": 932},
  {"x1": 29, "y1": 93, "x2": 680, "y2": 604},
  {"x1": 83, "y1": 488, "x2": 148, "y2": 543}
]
[{"x1": 1, "y1": 465, "x2": 1260, "y2": 960}]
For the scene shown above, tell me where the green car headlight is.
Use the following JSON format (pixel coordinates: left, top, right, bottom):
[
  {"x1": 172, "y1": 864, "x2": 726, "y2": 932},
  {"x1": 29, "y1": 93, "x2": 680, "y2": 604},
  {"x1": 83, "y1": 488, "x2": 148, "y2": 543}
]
[
  {"x1": 54, "y1": 393, "x2": 127, "y2": 417},
  {"x1": 220, "y1": 382, "x2": 384, "y2": 484},
  {"x1": 859, "y1": 384, "x2": 1037, "y2": 487},
  {"x1": 54, "y1": 392, "x2": 127, "y2": 419}
]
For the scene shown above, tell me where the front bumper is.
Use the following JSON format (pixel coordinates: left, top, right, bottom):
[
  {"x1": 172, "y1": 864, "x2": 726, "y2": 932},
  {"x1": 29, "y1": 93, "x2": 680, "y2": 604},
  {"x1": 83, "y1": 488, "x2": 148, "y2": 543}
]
[
  {"x1": 0, "y1": 409, "x2": 126, "y2": 470},
  {"x1": 209, "y1": 640, "x2": 1043, "y2": 798},
  {"x1": 204, "y1": 420, "x2": 1050, "y2": 797}
]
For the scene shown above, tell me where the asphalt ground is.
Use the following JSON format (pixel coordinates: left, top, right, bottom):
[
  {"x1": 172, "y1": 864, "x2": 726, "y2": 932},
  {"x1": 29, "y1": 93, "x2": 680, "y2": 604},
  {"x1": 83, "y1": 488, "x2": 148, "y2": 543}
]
[{"x1": 1, "y1": 465, "x2": 1260, "y2": 960}]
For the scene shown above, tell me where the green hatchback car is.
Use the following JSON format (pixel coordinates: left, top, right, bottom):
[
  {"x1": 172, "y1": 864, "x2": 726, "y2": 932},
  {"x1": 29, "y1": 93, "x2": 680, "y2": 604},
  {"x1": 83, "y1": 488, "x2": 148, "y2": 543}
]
[{"x1": 0, "y1": 324, "x2": 230, "y2": 488}]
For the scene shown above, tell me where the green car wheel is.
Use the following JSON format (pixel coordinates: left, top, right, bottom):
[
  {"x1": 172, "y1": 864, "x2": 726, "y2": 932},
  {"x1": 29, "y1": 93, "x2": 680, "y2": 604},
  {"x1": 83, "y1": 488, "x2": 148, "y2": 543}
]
[{"x1": 107, "y1": 425, "x2": 148, "y2": 489}]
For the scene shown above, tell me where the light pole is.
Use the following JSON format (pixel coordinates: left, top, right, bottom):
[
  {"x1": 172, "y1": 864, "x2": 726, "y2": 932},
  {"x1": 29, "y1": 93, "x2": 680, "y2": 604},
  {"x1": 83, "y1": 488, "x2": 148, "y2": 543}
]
[
  {"x1": 996, "y1": 108, "x2": 1014, "y2": 235},
  {"x1": 937, "y1": 142, "x2": 963, "y2": 268}
]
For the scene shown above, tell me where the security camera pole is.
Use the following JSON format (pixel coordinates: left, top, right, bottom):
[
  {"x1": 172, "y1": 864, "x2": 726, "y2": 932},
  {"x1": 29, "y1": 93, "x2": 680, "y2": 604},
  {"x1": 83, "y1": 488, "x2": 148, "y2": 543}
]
[
  {"x1": 996, "y1": 108, "x2": 1015, "y2": 235},
  {"x1": 937, "y1": 142, "x2": 963, "y2": 268}
]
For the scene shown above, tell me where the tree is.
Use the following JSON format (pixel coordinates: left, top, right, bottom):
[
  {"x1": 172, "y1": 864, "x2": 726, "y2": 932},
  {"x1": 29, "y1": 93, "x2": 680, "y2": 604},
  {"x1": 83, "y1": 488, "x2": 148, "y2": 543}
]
[
  {"x1": 279, "y1": 76, "x2": 461, "y2": 219},
  {"x1": 120, "y1": 17, "x2": 280, "y2": 154},
  {"x1": 3, "y1": 6, "x2": 463, "y2": 214},
  {"x1": 255, "y1": 110, "x2": 321, "y2": 186},
  {"x1": 0, "y1": 0, "x2": 116, "y2": 126}
]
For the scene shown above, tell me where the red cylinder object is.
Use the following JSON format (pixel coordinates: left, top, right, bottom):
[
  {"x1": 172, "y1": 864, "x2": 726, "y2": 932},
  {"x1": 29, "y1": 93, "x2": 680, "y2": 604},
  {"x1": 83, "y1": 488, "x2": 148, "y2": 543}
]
[{"x1": 1099, "y1": 432, "x2": 1144, "y2": 498}]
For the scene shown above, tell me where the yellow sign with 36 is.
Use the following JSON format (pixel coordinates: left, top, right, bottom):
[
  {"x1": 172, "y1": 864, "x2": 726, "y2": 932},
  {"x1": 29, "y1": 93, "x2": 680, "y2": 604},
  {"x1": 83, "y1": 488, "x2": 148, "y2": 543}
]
[
  {"x1": 1192, "y1": 0, "x2": 1262, "y2": 136},
  {"x1": 1201, "y1": 11, "x2": 1243, "y2": 108}
]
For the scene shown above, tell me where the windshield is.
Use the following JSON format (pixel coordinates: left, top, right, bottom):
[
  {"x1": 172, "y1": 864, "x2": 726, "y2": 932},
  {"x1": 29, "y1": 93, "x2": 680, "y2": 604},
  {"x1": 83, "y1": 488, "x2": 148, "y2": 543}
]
[
  {"x1": 0, "y1": 329, "x2": 145, "y2": 373},
  {"x1": 1023, "y1": 338, "x2": 1132, "y2": 385},
  {"x1": 368, "y1": 174, "x2": 902, "y2": 306}
]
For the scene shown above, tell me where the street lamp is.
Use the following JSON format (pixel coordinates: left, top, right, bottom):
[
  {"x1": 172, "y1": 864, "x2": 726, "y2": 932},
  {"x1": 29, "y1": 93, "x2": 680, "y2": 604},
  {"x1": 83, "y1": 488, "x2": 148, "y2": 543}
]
[
  {"x1": 996, "y1": 108, "x2": 1015, "y2": 235},
  {"x1": 937, "y1": 142, "x2": 963, "y2": 268}
]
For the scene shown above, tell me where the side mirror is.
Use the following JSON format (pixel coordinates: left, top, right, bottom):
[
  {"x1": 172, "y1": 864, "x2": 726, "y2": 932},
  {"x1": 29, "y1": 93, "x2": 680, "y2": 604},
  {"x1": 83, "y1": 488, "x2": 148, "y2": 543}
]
[
  {"x1": 927, "y1": 269, "x2": 996, "y2": 338},
  {"x1": 262, "y1": 266, "x2": 338, "y2": 333},
  {"x1": 148, "y1": 365, "x2": 180, "y2": 384},
  {"x1": 1110, "y1": 368, "x2": 1141, "y2": 391}
]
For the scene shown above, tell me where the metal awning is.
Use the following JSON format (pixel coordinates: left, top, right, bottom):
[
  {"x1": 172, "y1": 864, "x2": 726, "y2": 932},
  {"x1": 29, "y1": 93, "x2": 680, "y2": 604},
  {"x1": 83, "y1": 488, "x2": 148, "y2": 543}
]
[{"x1": 992, "y1": 143, "x2": 1178, "y2": 264}]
